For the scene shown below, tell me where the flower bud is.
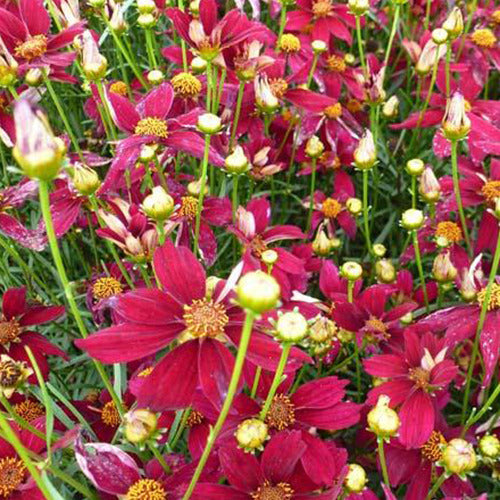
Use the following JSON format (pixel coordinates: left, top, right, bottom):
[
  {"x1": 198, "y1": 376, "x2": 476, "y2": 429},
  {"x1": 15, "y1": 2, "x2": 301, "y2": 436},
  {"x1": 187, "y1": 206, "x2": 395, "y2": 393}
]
[
  {"x1": 353, "y1": 130, "x2": 376, "y2": 170},
  {"x1": 442, "y1": 7, "x2": 463, "y2": 40},
  {"x1": 137, "y1": 0, "x2": 156, "y2": 13},
  {"x1": 142, "y1": 186, "x2": 174, "y2": 221},
  {"x1": 344, "y1": 53, "x2": 356, "y2": 65},
  {"x1": 459, "y1": 270, "x2": 477, "y2": 302},
  {"x1": 344, "y1": 464, "x2": 367, "y2": 493},
  {"x1": 0, "y1": 40, "x2": 18, "y2": 87},
  {"x1": 0, "y1": 355, "x2": 33, "y2": 398},
  {"x1": 405, "y1": 158, "x2": 425, "y2": 177},
  {"x1": 400, "y1": 311, "x2": 413, "y2": 324},
  {"x1": 312, "y1": 228, "x2": 331, "y2": 256},
  {"x1": 341, "y1": 261, "x2": 363, "y2": 281},
  {"x1": 110, "y1": 6, "x2": 128, "y2": 33},
  {"x1": 432, "y1": 252, "x2": 457, "y2": 283},
  {"x1": 375, "y1": 259, "x2": 396, "y2": 284},
  {"x1": 236, "y1": 271, "x2": 280, "y2": 313},
  {"x1": 419, "y1": 167, "x2": 441, "y2": 203},
  {"x1": 416, "y1": 40, "x2": 446, "y2": 75},
  {"x1": 225, "y1": 146, "x2": 249, "y2": 174},
  {"x1": 478, "y1": 435, "x2": 500, "y2": 459},
  {"x1": 191, "y1": 56, "x2": 207, "y2": 74},
  {"x1": 275, "y1": 310, "x2": 308, "y2": 343},
  {"x1": 311, "y1": 40, "x2": 327, "y2": 54},
  {"x1": 372, "y1": 243, "x2": 386, "y2": 257},
  {"x1": 187, "y1": 179, "x2": 209, "y2": 197},
  {"x1": 494, "y1": 198, "x2": 500, "y2": 220},
  {"x1": 348, "y1": 0, "x2": 369, "y2": 16},
  {"x1": 401, "y1": 208, "x2": 424, "y2": 230},
  {"x1": 25, "y1": 68, "x2": 43, "y2": 86},
  {"x1": 81, "y1": 30, "x2": 107, "y2": 80},
  {"x1": 13, "y1": 100, "x2": 64, "y2": 181},
  {"x1": 382, "y1": 95, "x2": 399, "y2": 119},
  {"x1": 367, "y1": 394, "x2": 400, "y2": 438},
  {"x1": 442, "y1": 92, "x2": 471, "y2": 141},
  {"x1": 432, "y1": 28, "x2": 448, "y2": 45},
  {"x1": 255, "y1": 76, "x2": 279, "y2": 113},
  {"x1": 197, "y1": 113, "x2": 222, "y2": 134},
  {"x1": 261, "y1": 249, "x2": 278, "y2": 266},
  {"x1": 441, "y1": 439, "x2": 477, "y2": 476},
  {"x1": 346, "y1": 197, "x2": 362, "y2": 216},
  {"x1": 235, "y1": 418, "x2": 269, "y2": 452},
  {"x1": 309, "y1": 316, "x2": 336, "y2": 343},
  {"x1": 305, "y1": 135, "x2": 324, "y2": 158},
  {"x1": 137, "y1": 13, "x2": 157, "y2": 28},
  {"x1": 123, "y1": 409, "x2": 158, "y2": 444},
  {"x1": 139, "y1": 145, "x2": 156, "y2": 163},
  {"x1": 147, "y1": 70, "x2": 164, "y2": 85},
  {"x1": 72, "y1": 164, "x2": 101, "y2": 196}
]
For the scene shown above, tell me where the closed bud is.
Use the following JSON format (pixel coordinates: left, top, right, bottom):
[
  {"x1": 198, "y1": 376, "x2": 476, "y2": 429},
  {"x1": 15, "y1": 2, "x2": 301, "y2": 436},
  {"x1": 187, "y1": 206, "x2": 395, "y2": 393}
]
[
  {"x1": 142, "y1": 186, "x2": 174, "y2": 221},
  {"x1": 137, "y1": 0, "x2": 156, "y2": 13},
  {"x1": 309, "y1": 316, "x2": 336, "y2": 343},
  {"x1": 261, "y1": 249, "x2": 278, "y2": 266},
  {"x1": 405, "y1": 158, "x2": 425, "y2": 176},
  {"x1": 235, "y1": 419, "x2": 269, "y2": 453},
  {"x1": 0, "y1": 355, "x2": 33, "y2": 398},
  {"x1": 123, "y1": 409, "x2": 158, "y2": 444},
  {"x1": 382, "y1": 95, "x2": 399, "y2": 119},
  {"x1": 0, "y1": 39, "x2": 18, "y2": 87},
  {"x1": 400, "y1": 311, "x2": 413, "y2": 324},
  {"x1": 344, "y1": 464, "x2": 367, "y2": 493},
  {"x1": 312, "y1": 228, "x2": 331, "y2": 256},
  {"x1": 139, "y1": 145, "x2": 156, "y2": 163},
  {"x1": 441, "y1": 439, "x2": 477, "y2": 476},
  {"x1": 236, "y1": 271, "x2": 280, "y2": 313},
  {"x1": 442, "y1": 92, "x2": 471, "y2": 141},
  {"x1": 147, "y1": 70, "x2": 164, "y2": 85},
  {"x1": 311, "y1": 40, "x2": 327, "y2": 54},
  {"x1": 353, "y1": 130, "x2": 376, "y2": 170},
  {"x1": 367, "y1": 394, "x2": 400, "y2": 438},
  {"x1": 432, "y1": 28, "x2": 448, "y2": 45},
  {"x1": 72, "y1": 164, "x2": 101, "y2": 195},
  {"x1": 372, "y1": 243, "x2": 386, "y2": 257},
  {"x1": 25, "y1": 68, "x2": 43, "y2": 87},
  {"x1": 401, "y1": 208, "x2": 424, "y2": 230},
  {"x1": 459, "y1": 270, "x2": 478, "y2": 302},
  {"x1": 187, "y1": 179, "x2": 209, "y2": 197},
  {"x1": 432, "y1": 252, "x2": 457, "y2": 283},
  {"x1": 348, "y1": 0, "x2": 369, "y2": 15},
  {"x1": 375, "y1": 259, "x2": 396, "y2": 283},
  {"x1": 419, "y1": 167, "x2": 441, "y2": 203},
  {"x1": 110, "y1": 6, "x2": 128, "y2": 33},
  {"x1": 416, "y1": 40, "x2": 446, "y2": 75},
  {"x1": 225, "y1": 146, "x2": 249, "y2": 174},
  {"x1": 341, "y1": 261, "x2": 363, "y2": 281},
  {"x1": 344, "y1": 53, "x2": 356, "y2": 65},
  {"x1": 305, "y1": 135, "x2": 324, "y2": 158},
  {"x1": 82, "y1": 30, "x2": 107, "y2": 80},
  {"x1": 191, "y1": 56, "x2": 207, "y2": 74},
  {"x1": 478, "y1": 435, "x2": 500, "y2": 459},
  {"x1": 346, "y1": 197, "x2": 362, "y2": 216},
  {"x1": 137, "y1": 13, "x2": 157, "y2": 28},
  {"x1": 197, "y1": 113, "x2": 222, "y2": 134},
  {"x1": 442, "y1": 7, "x2": 463, "y2": 40},
  {"x1": 275, "y1": 310, "x2": 308, "y2": 343},
  {"x1": 255, "y1": 76, "x2": 279, "y2": 113}
]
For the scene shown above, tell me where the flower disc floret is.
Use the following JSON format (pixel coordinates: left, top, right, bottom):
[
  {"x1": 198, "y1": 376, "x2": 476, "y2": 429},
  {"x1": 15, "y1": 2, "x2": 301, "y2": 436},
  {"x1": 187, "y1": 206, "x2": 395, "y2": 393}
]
[
  {"x1": 101, "y1": 401, "x2": 123, "y2": 427},
  {"x1": 321, "y1": 198, "x2": 342, "y2": 218},
  {"x1": 0, "y1": 320, "x2": 21, "y2": 344},
  {"x1": 471, "y1": 28, "x2": 497, "y2": 48},
  {"x1": 435, "y1": 221, "x2": 463, "y2": 244},
  {"x1": 171, "y1": 72, "x2": 202, "y2": 98},
  {"x1": 251, "y1": 481, "x2": 294, "y2": 500},
  {"x1": 312, "y1": 0, "x2": 333, "y2": 18},
  {"x1": 0, "y1": 457, "x2": 25, "y2": 497},
  {"x1": 13, "y1": 400, "x2": 45, "y2": 422},
  {"x1": 183, "y1": 298, "x2": 229, "y2": 338},
  {"x1": 126, "y1": 479, "x2": 167, "y2": 500},
  {"x1": 477, "y1": 283, "x2": 500, "y2": 311},
  {"x1": 134, "y1": 117, "x2": 169, "y2": 138},
  {"x1": 421, "y1": 431, "x2": 447, "y2": 462},
  {"x1": 14, "y1": 35, "x2": 48, "y2": 61},
  {"x1": 92, "y1": 277, "x2": 123, "y2": 300},
  {"x1": 265, "y1": 394, "x2": 296, "y2": 430}
]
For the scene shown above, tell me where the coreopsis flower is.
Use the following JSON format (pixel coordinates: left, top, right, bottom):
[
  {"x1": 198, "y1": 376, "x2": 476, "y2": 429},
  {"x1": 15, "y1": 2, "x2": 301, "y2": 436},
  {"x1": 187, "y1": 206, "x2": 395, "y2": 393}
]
[
  {"x1": 463, "y1": 27, "x2": 500, "y2": 72},
  {"x1": 392, "y1": 270, "x2": 438, "y2": 309},
  {"x1": 226, "y1": 40, "x2": 275, "y2": 82},
  {"x1": 0, "y1": 0, "x2": 84, "y2": 80},
  {"x1": 0, "y1": 287, "x2": 66, "y2": 380},
  {"x1": 364, "y1": 329, "x2": 458, "y2": 447},
  {"x1": 0, "y1": 37, "x2": 18, "y2": 87},
  {"x1": 76, "y1": 242, "x2": 310, "y2": 410}
]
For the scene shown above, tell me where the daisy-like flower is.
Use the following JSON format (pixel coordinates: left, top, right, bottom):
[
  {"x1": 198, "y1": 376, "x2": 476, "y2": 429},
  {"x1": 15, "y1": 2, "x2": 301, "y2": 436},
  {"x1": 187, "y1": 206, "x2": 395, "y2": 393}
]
[
  {"x1": 364, "y1": 329, "x2": 458, "y2": 448},
  {"x1": 464, "y1": 27, "x2": 500, "y2": 71},
  {"x1": 76, "y1": 242, "x2": 310, "y2": 411}
]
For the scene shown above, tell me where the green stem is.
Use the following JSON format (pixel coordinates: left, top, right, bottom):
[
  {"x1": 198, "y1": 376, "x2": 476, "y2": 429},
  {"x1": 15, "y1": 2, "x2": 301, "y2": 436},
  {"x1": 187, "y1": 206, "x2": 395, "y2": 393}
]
[
  {"x1": 276, "y1": 4, "x2": 287, "y2": 49},
  {"x1": 423, "y1": 0, "x2": 432, "y2": 31},
  {"x1": 259, "y1": 343, "x2": 292, "y2": 420},
  {"x1": 355, "y1": 15, "x2": 367, "y2": 78},
  {"x1": 384, "y1": 4, "x2": 400, "y2": 68},
  {"x1": 306, "y1": 158, "x2": 317, "y2": 233},
  {"x1": 307, "y1": 53, "x2": 319, "y2": 88},
  {"x1": 411, "y1": 176, "x2": 417, "y2": 208},
  {"x1": 445, "y1": 41, "x2": 452, "y2": 98},
  {"x1": 205, "y1": 61, "x2": 212, "y2": 110},
  {"x1": 145, "y1": 29, "x2": 158, "y2": 69},
  {"x1": 378, "y1": 438, "x2": 390, "y2": 487},
  {"x1": 348, "y1": 279, "x2": 362, "y2": 400},
  {"x1": 362, "y1": 169, "x2": 372, "y2": 254},
  {"x1": 193, "y1": 135, "x2": 211, "y2": 256},
  {"x1": 457, "y1": 0, "x2": 478, "y2": 60},
  {"x1": 231, "y1": 175, "x2": 239, "y2": 224},
  {"x1": 169, "y1": 408, "x2": 190, "y2": 449},
  {"x1": 0, "y1": 395, "x2": 47, "y2": 441},
  {"x1": 412, "y1": 230, "x2": 429, "y2": 311},
  {"x1": 182, "y1": 310, "x2": 257, "y2": 500},
  {"x1": 250, "y1": 366, "x2": 262, "y2": 398},
  {"x1": 425, "y1": 473, "x2": 446, "y2": 500},
  {"x1": 229, "y1": 81, "x2": 246, "y2": 151},
  {"x1": 147, "y1": 442, "x2": 171, "y2": 474}
]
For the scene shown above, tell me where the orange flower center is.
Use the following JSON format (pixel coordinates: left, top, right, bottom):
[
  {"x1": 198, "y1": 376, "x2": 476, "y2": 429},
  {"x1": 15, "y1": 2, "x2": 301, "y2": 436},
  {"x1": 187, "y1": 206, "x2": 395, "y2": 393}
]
[
  {"x1": 421, "y1": 431, "x2": 447, "y2": 462},
  {"x1": 135, "y1": 117, "x2": 169, "y2": 138},
  {"x1": 0, "y1": 359, "x2": 22, "y2": 388},
  {"x1": 251, "y1": 481, "x2": 294, "y2": 500},
  {"x1": 321, "y1": 197, "x2": 342, "y2": 218},
  {"x1": 179, "y1": 195, "x2": 198, "y2": 221},
  {"x1": 249, "y1": 234, "x2": 269, "y2": 258},
  {"x1": 13, "y1": 400, "x2": 45, "y2": 422},
  {"x1": 126, "y1": 479, "x2": 167, "y2": 500},
  {"x1": 435, "y1": 221, "x2": 463, "y2": 244},
  {"x1": 0, "y1": 320, "x2": 21, "y2": 345},
  {"x1": 409, "y1": 366, "x2": 431, "y2": 390},
  {"x1": 109, "y1": 81, "x2": 128, "y2": 96},
  {"x1": 326, "y1": 54, "x2": 346, "y2": 73},
  {"x1": 92, "y1": 277, "x2": 123, "y2": 300},
  {"x1": 0, "y1": 457, "x2": 25, "y2": 497},
  {"x1": 324, "y1": 102, "x2": 342, "y2": 119},
  {"x1": 101, "y1": 401, "x2": 123, "y2": 427},
  {"x1": 492, "y1": 9, "x2": 500, "y2": 24},
  {"x1": 312, "y1": 0, "x2": 333, "y2": 18},
  {"x1": 481, "y1": 180, "x2": 500, "y2": 203},
  {"x1": 269, "y1": 78, "x2": 289, "y2": 99},
  {"x1": 171, "y1": 72, "x2": 202, "y2": 99},
  {"x1": 477, "y1": 283, "x2": 500, "y2": 311},
  {"x1": 265, "y1": 394, "x2": 296, "y2": 430},
  {"x1": 279, "y1": 34, "x2": 301, "y2": 53},
  {"x1": 471, "y1": 28, "x2": 497, "y2": 48},
  {"x1": 365, "y1": 317, "x2": 387, "y2": 335},
  {"x1": 14, "y1": 35, "x2": 48, "y2": 61},
  {"x1": 186, "y1": 410, "x2": 204, "y2": 427},
  {"x1": 183, "y1": 298, "x2": 229, "y2": 339},
  {"x1": 347, "y1": 98, "x2": 363, "y2": 113}
]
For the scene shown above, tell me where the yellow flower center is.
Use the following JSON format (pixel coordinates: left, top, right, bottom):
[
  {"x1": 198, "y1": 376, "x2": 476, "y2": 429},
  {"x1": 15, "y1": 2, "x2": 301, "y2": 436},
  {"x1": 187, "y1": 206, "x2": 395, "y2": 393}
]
[
  {"x1": 324, "y1": 102, "x2": 343, "y2": 119},
  {"x1": 0, "y1": 359, "x2": 22, "y2": 389},
  {"x1": 265, "y1": 394, "x2": 296, "y2": 431},
  {"x1": 321, "y1": 197, "x2": 342, "y2": 218},
  {"x1": 326, "y1": 54, "x2": 346, "y2": 73},
  {"x1": 138, "y1": 366, "x2": 154, "y2": 378},
  {"x1": 183, "y1": 298, "x2": 229, "y2": 339},
  {"x1": 14, "y1": 35, "x2": 48, "y2": 61},
  {"x1": 492, "y1": 9, "x2": 500, "y2": 24},
  {"x1": 171, "y1": 72, "x2": 202, "y2": 99},
  {"x1": 279, "y1": 34, "x2": 301, "y2": 53},
  {"x1": 126, "y1": 479, "x2": 167, "y2": 500},
  {"x1": 186, "y1": 410, "x2": 204, "y2": 427},
  {"x1": 252, "y1": 481, "x2": 294, "y2": 500},
  {"x1": 365, "y1": 317, "x2": 387, "y2": 335},
  {"x1": 135, "y1": 117, "x2": 169, "y2": 138},
  {"x1": 0, "y1": 320, "x2": 21, "y2": 345},
  {"x1": 109, "y1": 81, "x2": 128, "y2": 96},
  {"x1": 92, "y1": 277, "x2": 124, "y2": 300},
  {"x1": 269, "y1": 78, "x2": 289, "y2": 99},
  {"x1": 481, "y1": 180, "x2": 500, "y2": 203},
  {"x1": 435, "y1": 221, "x2": 463, "y2": 244},
  {"x1": 13, "y1": 400, "x2": 45, "y2": 422},
  {"x1": 312, "y1": 0, "x2": 333, "y2": 18},
  {"x1": 421, "y1": 431, "x2": 447, "y2": 462},
  {"x1": 471, "y1": 28, "x2": 497, "y2": 48},
  {"x1": 0, "y1": 457, "x2": 25, "y2": 497},
  {"x1": 409, "y1": 366, "x2": 431, "y2": 390},
  {"x1": 179, "y1": 195, "x2": 198, "y2": 221},
  {"x1": 101, "y1": 401, "x2": 124, "y2": 427},
  {"x1": 477, "y1": 283, "x2": 500, "y2": 311},
  {"x1": 347, "y1": 98, "x2": 363, "y2": 113}
]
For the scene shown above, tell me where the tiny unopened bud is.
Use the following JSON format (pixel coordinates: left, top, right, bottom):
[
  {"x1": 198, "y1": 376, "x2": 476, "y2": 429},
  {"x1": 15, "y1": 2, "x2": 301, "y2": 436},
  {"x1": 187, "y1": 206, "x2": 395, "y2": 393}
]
[
  {"x1": 147, "y1": 70, "x2": 164, "y2": 85},
  {"x1": 432, "y1": 28, "x2": 448, "y2": 45},
  {"x1": 353, "y1": 130, "x2": 376, "y2": 170},
  {"x1": 341, "y1": 261, "x2": 363, "y2": 281},
  {"x1": 312, "y1": 40, "x2": 327, "y2": 54},
  {"x1": 348, "y1": 0, "x2": 369, "y2": 16},
  {"x1": 275, "y1": 311, "x2": 308, "y2": 343},
  {"x1": 309, "y1": 316, "x2": 336, "y2": 343},
  {"x1": 139, "y1": 145, "x2": 156, "y2": 163},
  {"x1": 187, "y1": 179, "x2": 209, "y2": 197},
  {"x1": 189, "y1": 0, "x2": 200, "y2": 14},
  {"x1": 236, "y1": 271, "x2": 280, "y2": 313},
  {"x1": 235, "y1": 419, "x2": 269, "y2": 452},
  {"x1": 344, "y1": 53, "x2": 356, "y2": 65},
  {"x1": 432, "y1": 252, "x2": 457, "y2": 283},
  {"x1": 305, "y1": 135, "x2": 324, "y2": 158},
  {"x1": 459, "y1": 271, "x2": 477, "y2": 302},
  {"x1": 375, "y1": 259, "x2": 396, "y2": 284},
  {"x1": 142, "y1": 186, "x2": 174, "y2": 221},
  {"x1": 72, "y1": 164, "x2": 101, "y2": 196},
  {"x1": 82, "y1": 30, "x2": 107, "y2": 80},
  {"x1": 25, "y1": 68, "x2": 43, "y2": 86},
  {"x1": 197, "y1": 113, "x2": 222, "y2": 134},
  {"x1": 382, "y1": 95, "x2": 399, "y2": 119},
  {"x1": 479, "y1": 435, "x2": 500, "y2": 459},
  {"x1": 442, "y1": 7, "x2": 463, "y2": 39},
  {"x1": 419, "y1": 167, "x2": 441, "y2": 203},
  {"x1": 191, "y1": 56, "x2": 207, "y2": 74},
  {"x1": 400, "y1": 311, "x2": 413, "y2": 324},
  {"x1": 123, "y1": 409, "x2": 157, "y2": 444},
  {"x1": 137, "y1": 0, "x2": 156, "y2": 13},
  {"x1": 225, "y1": 146, "x2": 249, "y2": 174},
  {"x1": 261, "y1": 249, "x2": 278, "y2": 266},
  {"x1": 344, "y1": 464, "x2": 367, "y2": 493},
  {"x1": 442, "y1": 92, "x2": 471, "y2": 141},
  {"x1": 372, "y1": 243, "x2": 386, "y2": 257},
  {"x1": 441, "y1": 439, "x2": 477, "y2": 476},
  {"x1": 255, "y1": 76, "x2": 279, "y2": 113},
  {"x1": 137, "y1": 12, "x2": 156, "y2": 28},
  {"x1": 110, "y1": 5, "x2": 128, "y2": 33},
  {"x1": 312, "y1": 229, "x2": 331, "y2": 256},
  {"x1": 346, "y1": 197, "x2": 362, "y2": 216},
  {"x1": 367, "y1": 394, "x2": 400, "y2": 438},
  {"x1": 406, "y1": 158, "x2": 425, "y2": 176},
  {"x1": 401, "y1": 208, "x2": 424, "y2": 230},
  {"x1": 416, "y1": 40, "x2": 446, "y2": 75}
]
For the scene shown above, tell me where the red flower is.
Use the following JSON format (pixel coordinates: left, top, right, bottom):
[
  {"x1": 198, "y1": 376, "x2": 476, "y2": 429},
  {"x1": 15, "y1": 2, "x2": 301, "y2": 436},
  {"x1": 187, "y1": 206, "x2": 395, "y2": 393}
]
[{"x1": 364, "y1": 329, "x2": 458, "y2": 448}]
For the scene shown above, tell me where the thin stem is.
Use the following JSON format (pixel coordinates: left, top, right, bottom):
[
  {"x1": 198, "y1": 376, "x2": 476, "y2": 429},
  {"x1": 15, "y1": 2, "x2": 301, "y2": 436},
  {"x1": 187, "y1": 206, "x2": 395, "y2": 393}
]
[
  {"x1": 276, "y1": 4, "x2": 287, "y2": 49},
  {"x1": 182, "y1": 310, "x2": 257, "y2": 500},
  {"x1": 205, "y1": 61, "x2": 212, "y2": 110},
  {"x1": 425, "y1": 472, "x2": 446, "y2": 500},
  {"x1": 250, "y1": 366, "x2": 262, "y2": 398},
  {"x1": 411, "y1": 176, "x2": 417, "y2": 208},
  {"x1": 145, "y1": 29, "x2": 158, "y2": 69},
  {"x1": 362, "y1": 169, "x2": 372, "y2": 254},
  {"x1": 355, "y1": 15, "x2": 367, "y2": 78},
  {"x1": 229, "y1": 81, "x2": 246, "y2": 151},
  {"x1": 259, "y1": 343, "x2": 292, "y2": 420},
  {"x1": 457, "y1": 0, "x2": 478, "y2": 60},
  {"x1": 445, "y1": 41, "x2": 452, "y2": 98},
  {"x1": 424, "y1": 0, "x2": 432, "y2": 31},
  {"x1": 231, "y1": 175, "x2": 239, "y2": 224},
  {"x1": 348, "y1": 279, "x2": 362, "y2": 401},
  {"x1": 412, "y1": 230, "x2": 429, "y2": 311},
  {"x1": 384, "y1": 4, "x2": 400, "y2": 68},
  {"x1": 307, "y1": 52, "x2": 319, "y2": 88},
  {"x1": 450, "y1": 140, "x2": 472, "y2": 255},
  {"x1": 147, "y1": 442, "x2": 171, "y2": 474},
  {"x1": 378, "y1": 438, "x2": 390, "y2": 487},
  {"x1": 193, "y1": 134, "x2": 211, "y2": 256},
  {"x1": 306, "y1": 158, "x2": 317, "y2": 233}
]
